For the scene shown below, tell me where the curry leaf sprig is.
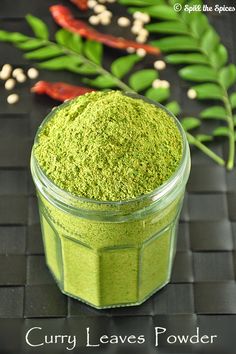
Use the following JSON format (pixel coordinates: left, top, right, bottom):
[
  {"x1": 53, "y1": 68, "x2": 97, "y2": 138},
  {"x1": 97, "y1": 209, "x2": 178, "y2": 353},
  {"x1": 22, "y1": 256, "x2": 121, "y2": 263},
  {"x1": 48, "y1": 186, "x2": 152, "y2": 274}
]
[
  {"x1": 0, "y1": 14, "x2": 224, "y2": 166},
  {"x1": 0, "y1": 15, "x2": 170, "y2": 102},
  {"x1": 119, "y1": 0, "x2": 236, "y2": 169},
  {"x1": 0, "y1": 15, "x2": 175, "y2": 117}
]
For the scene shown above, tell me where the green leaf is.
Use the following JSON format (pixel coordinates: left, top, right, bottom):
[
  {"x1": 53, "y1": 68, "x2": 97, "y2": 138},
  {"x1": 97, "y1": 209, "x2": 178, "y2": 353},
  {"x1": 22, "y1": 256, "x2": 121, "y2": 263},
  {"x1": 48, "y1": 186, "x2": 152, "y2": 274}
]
[
  {"x1": 189, "y1": 0, "x2": 203, "y2": 4},
  {"x1": 26, "y1": 14, "x2": 49, "y2": 40},
  {"x1": 219, "y1": 64, "x2": 236, "y2": 89},
  {"x1": 181, "y1": 6, "x2": 200, "y2": 24},
  {"x1": 166, "y1": 53, "x2": 208, "y2": 65},
  {"x1": 72, "y1": 63, "x2": 98, "y2": 75},
  {"x1": 119, "y1": 0, "x2": 159, "y2": 5},
  {"x1": 38, "y1": 56, "x2": 82, "y2": 70},
  {"x1": 209, "y1": 44, "x2": 228, "y2": 69},
  {"x1": 179, "y1": 65, "x2": 217, "y2": 82},
  {"x1": 195, "y1": 134, "x2": 213, "y2": 142},
  {"x1": 17, "y1": 39, "x2": 46, "y2": 50},
  {"x1": 190, "y1": 13, "x2": 209, "y2": 37},
  {"x1": 181, "y1": 117, "x2": 201, "y2": 131},
  {"x1": 201, "y1": 28, "x2": 219, "y2": 56},
  {"x1": 200, "y1": 106, "x2": 227, "y2": 120},
  {"x1": 192, "y1": 83, "x2": 223, "y2": 100},
  {"x1": 129, "y1": 69, "x2": 157, "y2": 92},
  {"x1": 55, "y1": 29, "x2": 82, "y2": 53},
  {"x1": 151, "y1": 36, "x2": 199, "y2": 52},
  {"x1": 70, "y1": 34, "x2": 83, "y2": 54},
  {"x1": 55, "y1": 29, "x2": 69, "y2": 46},
  {"x1": 234, "y1": 115, "x2": 236, "y2": 125},
  {"x1": 83, "y1": 75, "x2": 118, "y2": 88},
  {"x1": 169, "y1": 0, "x2": 186, "y2": 5},
  {"x1": 128, "y1": 5, "x2": 178, "y2": 20},
  {"x1": 230, "y1": 92, "x2": 236, "y2": 109},
  {"x1": 146, "y1": 21, "x2": 188, "y2": 34},
  {"x1": 0, "y1": 30, "x2": 29, "y2": 43},
  {"x1": 111, "y1": 54, "x2": 141, "y2": 79},
  {"x1": 145, "y1": 87, "x2": 170, "y2": 103},
  {"x1": 25, "y1": 45, "x2": 63, "y2": 59},
  {"x1": 84, "y1": 40, "x2": 103, "y2": 65},
  {"x1": 165, "y1": 101, "x2": 181, "y2": 116},
  {"x1": 213, "y1": 127, "x2": 230, "y2": 137}
]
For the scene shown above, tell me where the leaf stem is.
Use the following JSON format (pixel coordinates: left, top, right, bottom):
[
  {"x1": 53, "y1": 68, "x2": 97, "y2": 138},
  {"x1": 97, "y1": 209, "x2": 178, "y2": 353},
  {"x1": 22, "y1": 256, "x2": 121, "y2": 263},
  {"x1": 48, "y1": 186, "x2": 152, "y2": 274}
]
[
  {"x1": 49, "y1": 40, "x2": 134, "y2": 92},
  {"x1": 186, "y1": 132, "x2": 225, "y2": 166},
  {"x1": 12, "y1": 32, "x2": 134, "y2": 92},
  {"x1": 222, "y1": 89, "x2": 235, "y2": 169}
]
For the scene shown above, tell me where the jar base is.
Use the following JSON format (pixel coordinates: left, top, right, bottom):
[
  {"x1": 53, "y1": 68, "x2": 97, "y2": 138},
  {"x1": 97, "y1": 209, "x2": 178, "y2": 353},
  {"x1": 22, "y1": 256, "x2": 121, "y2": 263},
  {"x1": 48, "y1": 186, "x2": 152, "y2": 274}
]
[{"x1": 47, "y1": 261, "x2": 169, "y2": 309}]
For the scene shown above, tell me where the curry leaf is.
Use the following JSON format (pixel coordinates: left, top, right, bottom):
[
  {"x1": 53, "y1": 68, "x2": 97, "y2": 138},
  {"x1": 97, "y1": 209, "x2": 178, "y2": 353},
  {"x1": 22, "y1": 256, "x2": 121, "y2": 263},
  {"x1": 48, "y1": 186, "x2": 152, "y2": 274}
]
[
  {"x1": 219, "y1": 64, "x2": 236, "y2": 89},
  {"x1": 151, "y1": 36, "x2": 199, "y2": 52},
  {"x1": 70, "y1": 34, "x2": 83, "y2": 54},
  {"x1": 0, "y1": 30, "x2": 29, "y2": 43},
  {"x1": 119, "y1": 0, "x2": 159, "y2": 5},
  {"x1": 179, "y1": 65, "x2": 218, "y2": 82},
  {"x1": 129, "y1": 69, "x2": 157, "y2": 92},
  {"x1": 230, "y1": 92, "x2": 236, "y2": 109},
  {"x1": 190, "y1": 13, "x2": 209, "y2": 37},
  {"x1": 181, "y1": 8, "x2": 201, "y2": 25},
  {"x1": 128, "y1": 5, "x2": 178, "y2": 19},
  {"x1": 189, "y1": 0, "x2": 203, "y2": 5},
  {"x1": 145, "y1": 87, "x2": 170, "y2": 103},
  {"x1": 83, "y1": 75, "x2": 118, "y2": 88},
  {"x1": 38, "y1": 56, "x2": 82, "y2": 70},
  {"x1": 169, "y1": 0, "x2": 186, "y2": 4},
  {"x1": 72, "y1": 63, "x2": 98, "y2": 75},
  {"x1": 17, "y1": 39, "x2": 46, "y2": 50},
  {"x1": 196, "y1": 134, "x2": 213, "y2": 142},
  {"x1": 213, "y1": 127, "x2": 230, "y2": 137},
  {"x1": 26, "y1": 14, "x2": 49, "y2": 40},
  {"x1": 84, "y1": 40, "x2": 103, "y2": 65},
  {"x1": 216, "y1": 45, "x2": 228, "y2": 67},
  {"x1": 181, "y1": 117, "x2": 201, "y2": 131},
  {"x1": 209, "y1": 44, "x2": 228, "y2": 69},
  {"x1": 55, "y1": 29, "x2": 82, "y2": 53},
  {"x1": 25, "y1": 45, "x2": 63, "y2": 59},
  {"x1": 200, "y1": 106, "x2": 227, "y2": 120},
  {"x1": 55, "y1": 29, "x2": 70, "y2": 46},
  {"x1": 201, "y1": 28, "x2": 219, "y2": 56},
  {"x1": 146, "y1": 21, "x2": 188, "y2": 34},
  {"x1": 181, "y1": 0, "x2": 203, "y2": 24},
  {"x1": 166, "y1": 53, "x2": 208, "y2": 65},
  {"x1": 166, "y1": 101, "x2": 181, "y2": 116},
  {"x1": 192, "y1": 84, "x2": 223, "y2": 100},
  {"x1": 111, "y1": 54, "x2": 141, "y2": 79}
]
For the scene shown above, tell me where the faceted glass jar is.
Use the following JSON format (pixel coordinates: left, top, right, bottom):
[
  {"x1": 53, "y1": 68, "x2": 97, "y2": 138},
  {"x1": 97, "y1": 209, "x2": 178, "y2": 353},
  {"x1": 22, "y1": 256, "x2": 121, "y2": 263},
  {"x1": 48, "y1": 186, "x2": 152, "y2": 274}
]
[{"x1": 31, "y1": 94, "x2": 191, "y2": 309}]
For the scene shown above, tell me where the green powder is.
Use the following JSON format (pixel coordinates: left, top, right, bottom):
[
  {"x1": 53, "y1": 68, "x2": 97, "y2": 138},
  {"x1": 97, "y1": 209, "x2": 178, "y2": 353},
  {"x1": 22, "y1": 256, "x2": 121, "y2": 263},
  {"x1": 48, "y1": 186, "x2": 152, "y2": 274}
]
[
  {"x1": 32, "y1": 90, "x2": 188, "y2": 308},
  {"x1": 34, "y1": 90, "x2": 182, "y2": 201}
]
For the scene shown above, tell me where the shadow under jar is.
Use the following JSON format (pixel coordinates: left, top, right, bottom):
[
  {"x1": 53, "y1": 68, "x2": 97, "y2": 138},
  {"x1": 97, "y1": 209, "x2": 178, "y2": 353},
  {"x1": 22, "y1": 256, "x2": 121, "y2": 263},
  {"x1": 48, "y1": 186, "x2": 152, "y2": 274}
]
[{"x1": 31, "y1": 94, "x2": 191, "y2": 309}]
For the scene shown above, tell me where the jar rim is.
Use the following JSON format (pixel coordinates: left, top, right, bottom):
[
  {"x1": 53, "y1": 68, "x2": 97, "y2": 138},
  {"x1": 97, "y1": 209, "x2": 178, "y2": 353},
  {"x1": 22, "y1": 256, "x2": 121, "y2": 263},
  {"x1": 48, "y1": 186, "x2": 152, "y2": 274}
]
[{"x1": 31, "y1": 92, "x2": 190, "y2": 209}]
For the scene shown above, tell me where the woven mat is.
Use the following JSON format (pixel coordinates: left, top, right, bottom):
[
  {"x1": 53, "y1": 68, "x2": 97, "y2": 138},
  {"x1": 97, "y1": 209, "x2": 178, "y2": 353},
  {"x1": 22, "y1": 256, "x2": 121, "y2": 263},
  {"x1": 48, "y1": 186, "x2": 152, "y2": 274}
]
[{"x1": 0, "y1": 0, "x2": 236, "y2": 353}]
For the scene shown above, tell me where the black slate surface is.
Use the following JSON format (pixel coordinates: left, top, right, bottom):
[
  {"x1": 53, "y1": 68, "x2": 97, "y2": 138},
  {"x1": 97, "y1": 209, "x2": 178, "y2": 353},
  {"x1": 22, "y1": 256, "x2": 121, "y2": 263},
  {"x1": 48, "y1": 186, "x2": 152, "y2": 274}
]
[{"x1": 0, "y1": 1, "x2": 236, "y2": 353}]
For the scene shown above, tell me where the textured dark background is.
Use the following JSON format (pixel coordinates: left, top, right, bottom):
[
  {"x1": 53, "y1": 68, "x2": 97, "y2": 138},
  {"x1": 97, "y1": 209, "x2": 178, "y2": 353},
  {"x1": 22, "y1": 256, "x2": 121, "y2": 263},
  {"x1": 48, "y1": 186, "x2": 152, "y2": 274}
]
[{"x1": 0, "y1": 0, "x2": 236, "y2": 353}]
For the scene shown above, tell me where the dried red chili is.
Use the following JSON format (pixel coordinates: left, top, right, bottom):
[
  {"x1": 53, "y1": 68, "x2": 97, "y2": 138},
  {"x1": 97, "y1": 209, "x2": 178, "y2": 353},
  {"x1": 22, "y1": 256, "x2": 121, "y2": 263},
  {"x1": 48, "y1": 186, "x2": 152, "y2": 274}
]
[
  {"x1": 70, "y1": 0, "x2": 88, "y2": 11},
  {"x1": 32, "y1": 81, "x2": 95, "y2": 101},
  {"x1": 50, "y1": 5, "x2": 160, "y2": 55}
]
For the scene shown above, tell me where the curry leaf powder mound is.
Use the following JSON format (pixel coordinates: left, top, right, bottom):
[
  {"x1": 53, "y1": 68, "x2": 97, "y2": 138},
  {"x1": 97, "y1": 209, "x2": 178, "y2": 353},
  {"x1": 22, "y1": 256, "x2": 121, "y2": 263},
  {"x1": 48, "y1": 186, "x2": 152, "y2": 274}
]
[{"x1": 34, "y1": 91, "x2": 182, "y2": 201}]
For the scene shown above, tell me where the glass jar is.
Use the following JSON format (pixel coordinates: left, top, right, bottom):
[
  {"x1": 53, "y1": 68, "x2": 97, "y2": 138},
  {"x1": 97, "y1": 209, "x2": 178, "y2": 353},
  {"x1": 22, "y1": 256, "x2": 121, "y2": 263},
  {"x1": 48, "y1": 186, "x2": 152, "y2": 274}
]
[{"x1": 31, "y1": 94, "x2": 191, "y2": 309}]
